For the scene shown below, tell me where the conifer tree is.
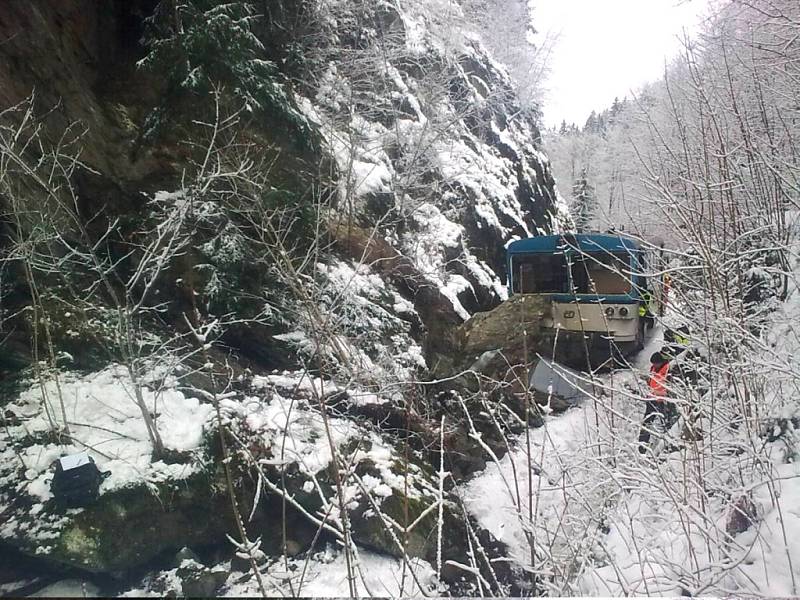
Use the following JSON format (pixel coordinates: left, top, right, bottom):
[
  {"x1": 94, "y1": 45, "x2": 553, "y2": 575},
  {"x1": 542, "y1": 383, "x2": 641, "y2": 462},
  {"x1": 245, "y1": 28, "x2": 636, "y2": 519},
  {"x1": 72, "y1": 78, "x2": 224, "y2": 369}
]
[
  {"x1": 583, "y1": 110, "x2": 598, "y2": 134},
  {"x1": 137, "y1": 0, "x2": 299, "y2": 138},
  {"x1": 571, "y1": 169, "x2": 597, "y2": 232}
]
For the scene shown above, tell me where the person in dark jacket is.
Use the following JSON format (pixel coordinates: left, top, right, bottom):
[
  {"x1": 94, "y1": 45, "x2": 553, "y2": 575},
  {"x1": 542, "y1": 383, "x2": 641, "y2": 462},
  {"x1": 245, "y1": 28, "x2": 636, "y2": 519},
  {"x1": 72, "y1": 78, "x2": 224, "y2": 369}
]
[{"x1": 663, "y1": 325, "x2": 690, "y2": 355}]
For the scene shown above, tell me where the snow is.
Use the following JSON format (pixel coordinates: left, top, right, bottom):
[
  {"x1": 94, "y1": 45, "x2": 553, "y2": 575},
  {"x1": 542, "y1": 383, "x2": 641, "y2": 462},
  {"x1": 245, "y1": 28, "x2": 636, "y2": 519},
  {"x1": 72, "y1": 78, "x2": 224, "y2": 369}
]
[
  {"x1": 402, "y1": 203, "x2": 467, "y2": 319},
  {"x1": 1, "y1": 360, "x2": 436, "y2": 572},
  {"x1": 260, "y1": 547, "x2": 435, "y2": 597},
  {"x1": 123, "y1": 544, "x2": 437, "y2": 597},
  {"x1": 399, "y1": 12, "x2": 428, "y2": 56},
  {"x1": 2, "y1": 0, "x2": 577, "y2": 592},
  {"x1": 0, "y1": 364, "x2": 214, "y2": 548},
  {"x1": 2, "y1": 365, "x2": 212, "y2": 498},
  {"x1": 464, "y1": 291, "x2": 800, "y2": 596},
  {"x1": 0, "y1": 580, "x2": 41, "y2": 596},
  {"x1": 317, "y1": 110, "x2": 397, "y2": 205},
  {"x1": 465, "y1": 403, "x2": 600, "y2": 572},
  {"x1": 237, "y1": 384, "x2": 433, "y2": 505},
  {"x1": 279, "y1": 257, "x2": 427, "y2": 382},
  {"x1": 350, "y1": 159, "x2": 393, "y2": 196},
  {"x1": 401, "y1": 202, "x2": 510, "y2": 319},
  {"x1": 433, "y1": 128, "x2": 532, "y2": 239},
  {"x1": 253, "y1": 392, "x2": 353, "y2": 475}
]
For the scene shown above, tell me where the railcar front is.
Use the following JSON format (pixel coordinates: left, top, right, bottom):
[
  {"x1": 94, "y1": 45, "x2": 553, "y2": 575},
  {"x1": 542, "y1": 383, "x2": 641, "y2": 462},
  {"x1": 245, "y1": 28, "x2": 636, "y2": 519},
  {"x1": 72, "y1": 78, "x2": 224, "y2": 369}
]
[{"x1": 507, "y1": 233, "x2": 649, "y2": 356}]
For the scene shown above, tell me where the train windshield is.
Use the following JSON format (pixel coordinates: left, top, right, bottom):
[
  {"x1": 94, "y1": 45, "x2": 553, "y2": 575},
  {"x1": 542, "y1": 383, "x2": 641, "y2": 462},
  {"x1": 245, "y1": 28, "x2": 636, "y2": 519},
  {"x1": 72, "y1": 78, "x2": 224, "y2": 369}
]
[
  {"x1": 570, "y1": 252, "x2": 632, "y2": 294},
  {"x1": 512, "y1": 253, "x2": 570, "y2": 293},
  {"x1": 512, "y1": 251, "x2": 633, "y2": 295}
]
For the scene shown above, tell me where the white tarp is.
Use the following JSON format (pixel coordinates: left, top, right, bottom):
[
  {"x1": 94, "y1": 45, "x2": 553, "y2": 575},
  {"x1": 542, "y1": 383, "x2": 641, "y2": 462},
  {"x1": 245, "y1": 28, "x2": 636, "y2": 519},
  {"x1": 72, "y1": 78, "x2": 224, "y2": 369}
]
[{"x1": 529, "y1": 357, "x2": 594, "y2": 406}]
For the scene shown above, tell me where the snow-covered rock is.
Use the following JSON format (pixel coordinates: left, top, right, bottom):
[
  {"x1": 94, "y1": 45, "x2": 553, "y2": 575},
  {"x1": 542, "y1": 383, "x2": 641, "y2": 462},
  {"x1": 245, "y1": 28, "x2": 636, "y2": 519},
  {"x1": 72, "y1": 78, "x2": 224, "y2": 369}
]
[
  {"x1": 0, "y1": 0, "x2": 566, "y2": 594},
  {"x1": 303, "y1": 0, "x2": 566, "y2": 328}
]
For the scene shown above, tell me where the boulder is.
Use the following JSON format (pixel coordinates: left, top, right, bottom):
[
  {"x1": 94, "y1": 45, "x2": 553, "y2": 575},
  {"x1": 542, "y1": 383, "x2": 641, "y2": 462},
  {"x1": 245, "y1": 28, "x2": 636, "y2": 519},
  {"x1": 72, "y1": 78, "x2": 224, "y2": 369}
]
[
  {"x1": 451, "y1": 293, "x2": 623, "y2": 374},
  {"x1": 452, "y1": 294, "x2": 550, "y2": 376},
  {"x1": 446, "y1": 294, "x2": 609, "y2": 410},
  {"x1": 2, "y1": 470, "x2": 238, "y2": 574},
  {"x1": 1, "y1": 375, "x2": 523, "y2": 594},
  {"x1": 342, "y1": 458, "x2": 522, "y2": 594},
  {"x1": 221, "y1": 387, "x2": 519, "y2": 593},
  {"x1": 177, "y1": 561, "x2": 229, "y2": 598}
]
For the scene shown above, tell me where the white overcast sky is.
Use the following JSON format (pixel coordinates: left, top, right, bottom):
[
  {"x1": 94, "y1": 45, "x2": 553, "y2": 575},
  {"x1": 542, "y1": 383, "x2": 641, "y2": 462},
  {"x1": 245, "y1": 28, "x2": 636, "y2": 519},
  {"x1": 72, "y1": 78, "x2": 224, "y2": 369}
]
[{"x1": 531, "y1": 0, "x2": 711, "y2": 129}]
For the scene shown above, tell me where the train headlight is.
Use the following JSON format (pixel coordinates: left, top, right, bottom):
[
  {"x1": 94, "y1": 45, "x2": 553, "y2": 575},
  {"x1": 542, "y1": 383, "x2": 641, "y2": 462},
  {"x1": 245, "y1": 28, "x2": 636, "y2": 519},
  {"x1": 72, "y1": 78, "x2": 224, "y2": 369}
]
[
  {"x1": 604, "y1": 306, "x2": 615, "y2": 317},
  {"x1": 619, "y1": 306, "x2": 629, "y2": 317}
]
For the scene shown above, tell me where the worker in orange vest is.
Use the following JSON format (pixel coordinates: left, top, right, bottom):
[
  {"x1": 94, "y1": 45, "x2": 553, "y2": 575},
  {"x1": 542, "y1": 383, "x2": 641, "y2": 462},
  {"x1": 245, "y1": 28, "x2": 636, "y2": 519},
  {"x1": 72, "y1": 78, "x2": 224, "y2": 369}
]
[{"x1": 637, "y1": 348, "x2": 679, "y2": 453}]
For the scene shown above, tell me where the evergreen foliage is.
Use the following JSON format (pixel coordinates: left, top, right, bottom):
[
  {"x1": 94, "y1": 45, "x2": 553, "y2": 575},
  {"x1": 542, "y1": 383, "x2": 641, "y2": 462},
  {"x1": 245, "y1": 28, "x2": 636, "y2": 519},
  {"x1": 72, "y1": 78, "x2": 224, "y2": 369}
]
[
  {"x1": 571, "y1": 169, "x2": 596, "y2": 232},
  {"x1": 137, "y1": 0, "x2": 304, "y2": 139}
]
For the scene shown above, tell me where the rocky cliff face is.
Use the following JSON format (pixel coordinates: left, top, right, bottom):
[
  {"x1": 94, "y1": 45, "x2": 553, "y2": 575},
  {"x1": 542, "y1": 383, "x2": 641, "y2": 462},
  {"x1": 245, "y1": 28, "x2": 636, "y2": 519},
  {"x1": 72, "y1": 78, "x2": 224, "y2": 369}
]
[
  {"x1": 278, "y1": 0, "x2": 570, "y2": 378},
  {"x1": 0, "y1": 0, "x2": 565, "y2": 594},
  {"x1": 0, "y1": 0, "x2": 567, "y2": 376},
  {"x1": 0, "y1": 1, "x2": 163, "y2": 198},
  {"x1": 306, "y1": 0, "x2": 566, "y2": 307}
]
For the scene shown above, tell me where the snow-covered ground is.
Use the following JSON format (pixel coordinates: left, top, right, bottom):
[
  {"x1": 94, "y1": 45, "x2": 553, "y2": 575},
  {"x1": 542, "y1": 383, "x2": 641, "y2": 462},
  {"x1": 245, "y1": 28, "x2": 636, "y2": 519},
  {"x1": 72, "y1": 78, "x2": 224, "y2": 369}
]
[
  {"x1": 0, "y1": 364, "x2": 212, "y2": 507},
  {"x1": 14, "y1": 546, "x2": 436, "y2": 597},
  {"x1": 465, "y1": 302, "x2": 800, "y2": 596},
  {"x1": 121, "y1": 545, "x2": 436, "y2": 598},
  {"x1": 0, "y1": 364, "x2": 436, "y2": 581},
  {"x1": 7, "y1": 299, "x2": 800, "y2": 597}
]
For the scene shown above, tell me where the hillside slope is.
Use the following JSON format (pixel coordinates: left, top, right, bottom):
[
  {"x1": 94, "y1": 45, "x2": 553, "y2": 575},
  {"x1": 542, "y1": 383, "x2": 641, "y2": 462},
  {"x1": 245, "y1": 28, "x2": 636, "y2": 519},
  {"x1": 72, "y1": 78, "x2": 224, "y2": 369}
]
[{"x1": 0, "y1": 0, "x2": 565, "y2": 596}]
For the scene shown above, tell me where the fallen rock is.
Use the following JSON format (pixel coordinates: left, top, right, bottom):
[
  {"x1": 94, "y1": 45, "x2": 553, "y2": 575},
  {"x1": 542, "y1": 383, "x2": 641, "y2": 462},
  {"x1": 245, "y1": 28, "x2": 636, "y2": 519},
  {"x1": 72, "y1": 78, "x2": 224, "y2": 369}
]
[
  {"x1": 450, "y1": 293, "x2": 624, "y2": 374},
  {"x1": 177, "y1": 561, "x2": 229, "y2": 598},
  {"x1": 453, "y1": 294, "x2": 550, "y2": 374},
  {"x1": 726, "y1": 493, "x2": 758, "y2": 536},
  {"x1": 2, "y1": 470, "x2": 238, "y2": 574},
  {"x1": 224, "y1": 382, "x2": 522, "y2": 593}
]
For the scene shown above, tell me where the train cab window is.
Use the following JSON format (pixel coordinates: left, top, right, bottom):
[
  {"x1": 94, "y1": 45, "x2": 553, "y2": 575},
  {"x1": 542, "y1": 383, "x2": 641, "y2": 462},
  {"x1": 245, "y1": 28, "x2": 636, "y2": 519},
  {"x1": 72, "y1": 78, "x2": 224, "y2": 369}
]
[
  {"x1": 511, "y1": 253, "x2": 569, "y2": 293},
  {"x1": 571, "y1": 252, "x2": 632, "y2": 294}
]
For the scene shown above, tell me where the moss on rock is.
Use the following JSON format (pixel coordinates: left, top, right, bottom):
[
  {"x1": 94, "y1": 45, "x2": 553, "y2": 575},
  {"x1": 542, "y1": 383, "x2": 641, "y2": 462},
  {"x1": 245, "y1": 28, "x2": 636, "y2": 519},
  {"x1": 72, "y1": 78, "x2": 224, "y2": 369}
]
[{"x1": 15, "y1": 471, "x2": 236, "y2": 574}]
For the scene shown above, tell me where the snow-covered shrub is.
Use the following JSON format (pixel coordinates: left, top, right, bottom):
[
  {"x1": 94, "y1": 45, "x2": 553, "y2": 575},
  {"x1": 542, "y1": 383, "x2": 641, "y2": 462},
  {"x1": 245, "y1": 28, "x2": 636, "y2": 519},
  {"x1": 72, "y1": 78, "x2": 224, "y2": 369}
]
[{"x1": 277, "y1": 257, "x2": 426, "y2": 385}]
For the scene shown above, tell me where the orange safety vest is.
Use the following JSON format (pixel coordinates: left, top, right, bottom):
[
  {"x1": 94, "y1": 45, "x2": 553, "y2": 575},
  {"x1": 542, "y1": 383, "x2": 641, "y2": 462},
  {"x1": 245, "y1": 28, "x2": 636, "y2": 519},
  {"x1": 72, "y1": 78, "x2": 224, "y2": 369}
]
[{"x1": 648, "y1": 362, "x2": 670, "y2": 399}]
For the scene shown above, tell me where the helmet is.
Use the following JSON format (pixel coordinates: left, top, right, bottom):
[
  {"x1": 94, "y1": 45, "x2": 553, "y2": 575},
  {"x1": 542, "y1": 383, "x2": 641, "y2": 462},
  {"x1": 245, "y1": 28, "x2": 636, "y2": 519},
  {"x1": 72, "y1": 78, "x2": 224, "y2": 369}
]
[{"x1": 660, "y1": 345, "x2": 676, "y2": 359}]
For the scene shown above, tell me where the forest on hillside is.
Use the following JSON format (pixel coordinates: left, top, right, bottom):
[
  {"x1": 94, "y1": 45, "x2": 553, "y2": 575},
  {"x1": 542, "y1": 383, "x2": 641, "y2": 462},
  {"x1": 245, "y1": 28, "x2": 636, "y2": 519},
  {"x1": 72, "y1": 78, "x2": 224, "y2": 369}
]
[{"x1": 1, "y1": 0, "x2": 800, "y2": 597}]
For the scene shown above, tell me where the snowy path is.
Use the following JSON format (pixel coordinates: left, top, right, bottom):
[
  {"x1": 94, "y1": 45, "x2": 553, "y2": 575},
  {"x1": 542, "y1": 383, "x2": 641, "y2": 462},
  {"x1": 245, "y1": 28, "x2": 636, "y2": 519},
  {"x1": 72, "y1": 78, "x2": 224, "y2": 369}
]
[
  {"x1": 464, "y1": 318, "x2": 800, "y2": 596},
  {"x1": 463, "y1": 353, "x2": 657, "y2": 593}
]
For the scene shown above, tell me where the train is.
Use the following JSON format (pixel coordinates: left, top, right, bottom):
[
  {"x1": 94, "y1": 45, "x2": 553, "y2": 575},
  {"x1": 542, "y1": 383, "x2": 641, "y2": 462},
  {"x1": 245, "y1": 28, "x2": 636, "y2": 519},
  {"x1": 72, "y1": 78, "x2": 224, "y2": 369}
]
[{"x1": 506, "y1": 232, "x2": 662, "y2": 365}]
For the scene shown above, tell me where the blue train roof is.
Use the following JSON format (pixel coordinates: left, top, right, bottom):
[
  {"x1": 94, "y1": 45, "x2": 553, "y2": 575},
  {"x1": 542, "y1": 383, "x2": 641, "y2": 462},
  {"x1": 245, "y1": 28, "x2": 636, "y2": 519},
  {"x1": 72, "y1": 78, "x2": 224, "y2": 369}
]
[{"x1": 507, "y1": 233, "x2": 642, "y2": 255}]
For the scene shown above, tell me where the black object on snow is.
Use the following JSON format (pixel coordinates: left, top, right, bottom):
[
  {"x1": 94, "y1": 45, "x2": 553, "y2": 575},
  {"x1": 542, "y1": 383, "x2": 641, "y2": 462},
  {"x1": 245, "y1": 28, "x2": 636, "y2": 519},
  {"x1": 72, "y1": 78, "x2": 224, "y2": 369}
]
[{"x1": 51, "y1": 452, "x2": 110, "y2": 507}]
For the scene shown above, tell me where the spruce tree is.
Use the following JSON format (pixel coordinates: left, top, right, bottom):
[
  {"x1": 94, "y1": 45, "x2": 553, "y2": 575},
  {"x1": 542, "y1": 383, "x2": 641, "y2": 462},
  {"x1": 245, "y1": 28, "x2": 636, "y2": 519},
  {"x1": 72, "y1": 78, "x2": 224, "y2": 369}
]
[
  {"x1": 583, "y1": 110, "x2": 598, "y2": 134},
  {"x1": 137, "y1": 0, "x2": 300, "y2": 139},
  {"x1": 571, "y1": 169, "x2": 597, "y2": 232}
]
